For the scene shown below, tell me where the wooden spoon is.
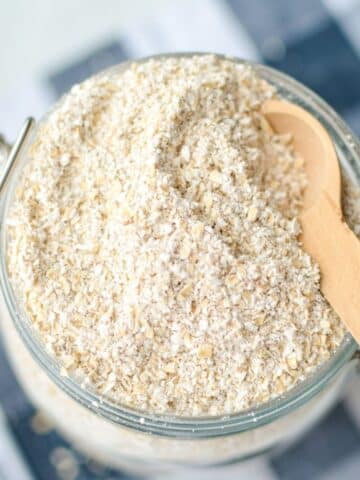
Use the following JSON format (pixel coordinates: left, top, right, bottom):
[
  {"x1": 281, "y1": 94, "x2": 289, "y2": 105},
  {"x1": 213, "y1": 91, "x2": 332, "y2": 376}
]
[{"x1": 262, "y1": 99, "x2": 360, "y2": 344}]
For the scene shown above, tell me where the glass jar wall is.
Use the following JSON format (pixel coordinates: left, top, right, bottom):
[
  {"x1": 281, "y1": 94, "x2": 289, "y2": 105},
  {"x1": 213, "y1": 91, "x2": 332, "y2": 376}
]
[{"x1": 0, "y1": 54, "x2": 359, "y2": 475}]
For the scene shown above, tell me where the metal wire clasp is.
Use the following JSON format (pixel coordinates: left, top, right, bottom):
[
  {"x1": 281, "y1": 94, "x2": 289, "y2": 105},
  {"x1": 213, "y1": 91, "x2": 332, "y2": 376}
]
[{"x1": 0, "y1": 118, "x2": 35, "y2": 193}]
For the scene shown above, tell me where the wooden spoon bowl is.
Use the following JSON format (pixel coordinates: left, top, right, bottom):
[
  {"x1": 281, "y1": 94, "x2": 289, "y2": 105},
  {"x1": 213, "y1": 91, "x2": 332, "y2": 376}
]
[{"x1": 263, "y1": 100, "x2": 360, "y2": 344}]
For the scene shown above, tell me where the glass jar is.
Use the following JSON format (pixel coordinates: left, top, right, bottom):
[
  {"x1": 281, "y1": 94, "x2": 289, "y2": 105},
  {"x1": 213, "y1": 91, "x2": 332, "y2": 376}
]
[{"x1": 0, "y1": 54, "x2": 359, "y2": 476}]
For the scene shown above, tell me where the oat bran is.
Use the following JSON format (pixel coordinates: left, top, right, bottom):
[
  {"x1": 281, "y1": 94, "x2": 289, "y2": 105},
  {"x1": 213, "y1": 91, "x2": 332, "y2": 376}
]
[{"x1": 7, "y1": 55, "x2": 350, "y2": 416}]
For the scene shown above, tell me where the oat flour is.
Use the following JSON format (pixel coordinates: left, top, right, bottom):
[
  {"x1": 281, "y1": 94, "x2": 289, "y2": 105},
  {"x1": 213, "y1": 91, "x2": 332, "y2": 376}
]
[{"x1": 7, "y1": 55, "x2": 351, "y2": 415}]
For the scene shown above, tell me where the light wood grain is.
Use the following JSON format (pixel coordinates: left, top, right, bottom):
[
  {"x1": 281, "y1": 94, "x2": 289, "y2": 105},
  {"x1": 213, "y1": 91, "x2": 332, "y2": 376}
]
[{"x1": 263, "y1": 99, "x2": 360, "y2": 345}]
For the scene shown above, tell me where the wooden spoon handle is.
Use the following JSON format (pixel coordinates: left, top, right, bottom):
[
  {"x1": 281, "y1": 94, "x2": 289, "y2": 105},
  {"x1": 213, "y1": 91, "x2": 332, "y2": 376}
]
[{"x1": 301, "y1": 192, "x2": 360, "y2": 343}]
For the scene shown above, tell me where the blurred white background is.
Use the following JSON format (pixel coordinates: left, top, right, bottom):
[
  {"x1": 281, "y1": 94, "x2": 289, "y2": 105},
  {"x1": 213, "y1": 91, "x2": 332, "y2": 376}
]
[{"x1": 0, "y1": 0, "x2": 169, "y2": 93}]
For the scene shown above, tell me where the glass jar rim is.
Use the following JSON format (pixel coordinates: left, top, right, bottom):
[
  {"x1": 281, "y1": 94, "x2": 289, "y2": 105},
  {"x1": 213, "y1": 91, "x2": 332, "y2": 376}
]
[{"x1": 0, "y1": 52, "x2": 358, "y2": 438}]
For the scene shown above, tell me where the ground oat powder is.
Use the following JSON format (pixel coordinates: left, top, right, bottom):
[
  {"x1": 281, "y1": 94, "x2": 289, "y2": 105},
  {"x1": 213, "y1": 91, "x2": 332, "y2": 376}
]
[{"x1": 7, "y1": 55, "x2": 357, "y2": 416}]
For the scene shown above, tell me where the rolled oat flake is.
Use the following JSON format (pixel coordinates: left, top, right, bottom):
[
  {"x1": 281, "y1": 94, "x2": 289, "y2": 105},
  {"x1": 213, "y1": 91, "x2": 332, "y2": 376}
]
[{"x1": 8, "y1": 55, "x2": 359, "y2": 416}]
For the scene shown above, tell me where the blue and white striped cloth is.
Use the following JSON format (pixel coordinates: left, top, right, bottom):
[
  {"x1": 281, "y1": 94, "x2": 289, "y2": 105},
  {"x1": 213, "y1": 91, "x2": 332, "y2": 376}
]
[{"x1": 0, "y1": 1, "x2": 360, "y2": 479}]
